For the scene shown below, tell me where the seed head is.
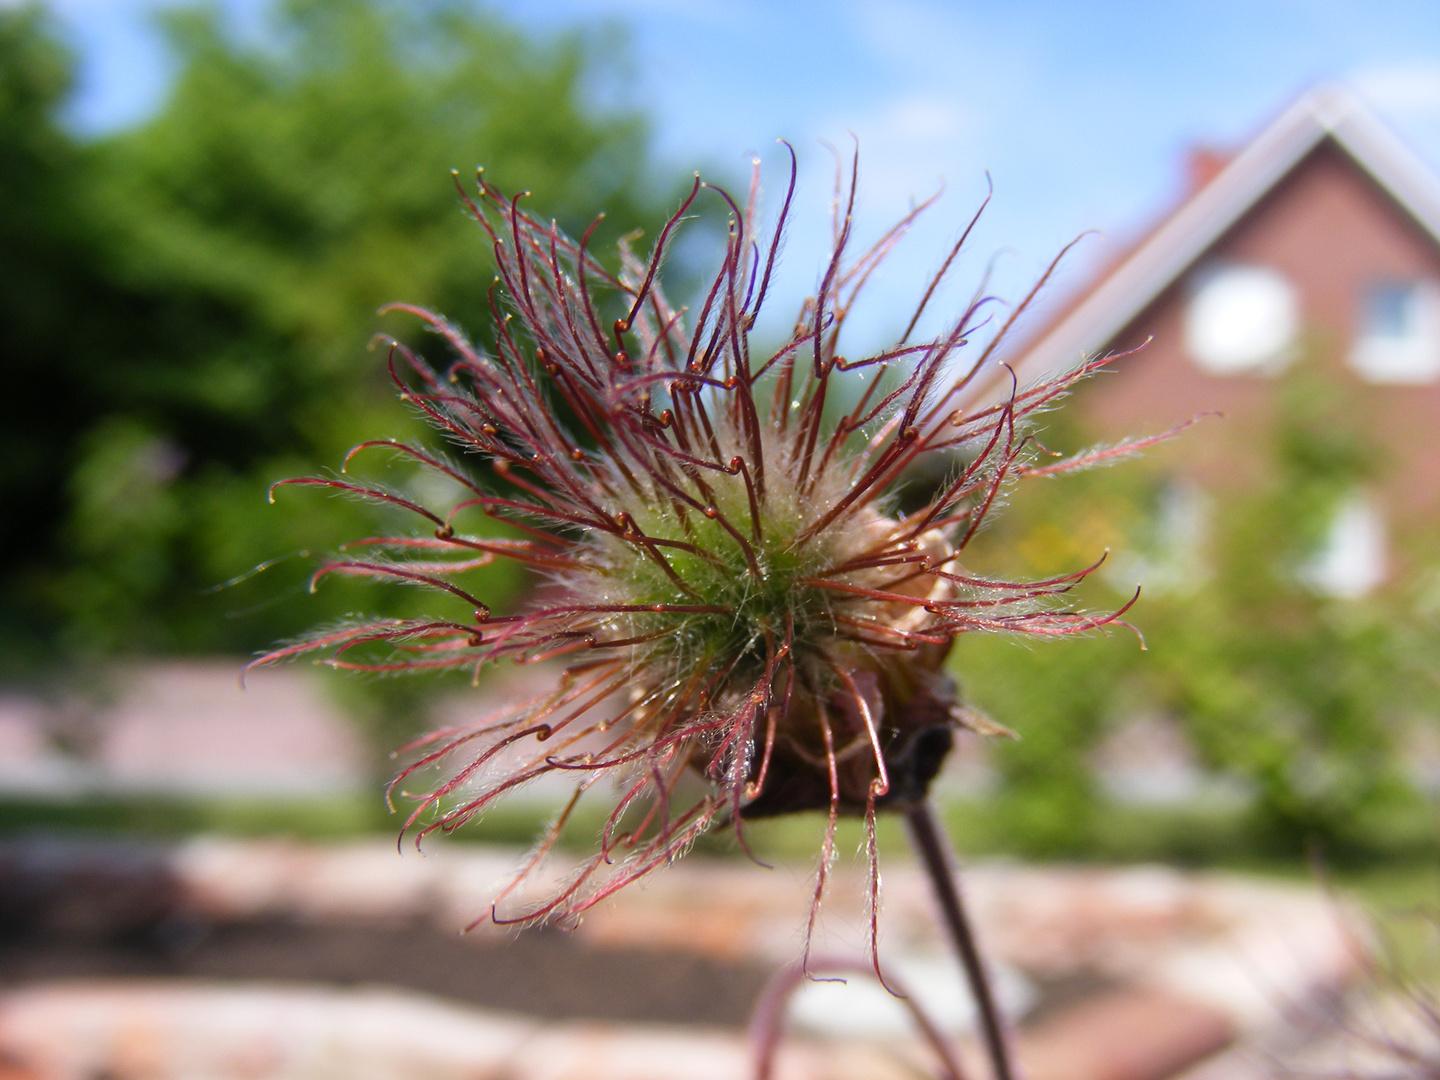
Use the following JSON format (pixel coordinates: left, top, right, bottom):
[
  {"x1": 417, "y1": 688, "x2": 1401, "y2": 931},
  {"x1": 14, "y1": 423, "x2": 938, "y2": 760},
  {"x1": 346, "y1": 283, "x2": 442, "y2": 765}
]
[{"x1": 258, "y1": 149, "x2": 1172, "y2": 948}]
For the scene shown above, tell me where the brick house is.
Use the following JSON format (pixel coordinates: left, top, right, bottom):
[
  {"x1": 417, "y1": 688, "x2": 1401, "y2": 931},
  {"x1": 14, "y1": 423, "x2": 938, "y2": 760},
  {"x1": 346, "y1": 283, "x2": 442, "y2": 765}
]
[{"x1": 1000, "y1": 85, "x2": 1440, "y2": 596}]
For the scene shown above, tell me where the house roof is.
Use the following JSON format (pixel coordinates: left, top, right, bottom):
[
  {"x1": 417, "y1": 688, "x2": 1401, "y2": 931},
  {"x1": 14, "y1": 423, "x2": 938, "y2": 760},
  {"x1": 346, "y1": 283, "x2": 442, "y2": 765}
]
[{"x1": 997, "y1": 84, "x2": 1440, "y2": 391}]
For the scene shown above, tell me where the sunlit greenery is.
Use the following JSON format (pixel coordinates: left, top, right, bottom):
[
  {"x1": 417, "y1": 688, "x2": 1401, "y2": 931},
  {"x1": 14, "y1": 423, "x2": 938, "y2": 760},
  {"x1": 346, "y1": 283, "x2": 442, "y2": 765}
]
[
  {"x1": 3, "y1": 2, "x2": 1437, "y2": 866},
  {"x1": 952, "y1": 371, "x2": 1440, "y2": 862},
  {"x1": 2, "y1": 0, "x2": 680, "y2": 678}
]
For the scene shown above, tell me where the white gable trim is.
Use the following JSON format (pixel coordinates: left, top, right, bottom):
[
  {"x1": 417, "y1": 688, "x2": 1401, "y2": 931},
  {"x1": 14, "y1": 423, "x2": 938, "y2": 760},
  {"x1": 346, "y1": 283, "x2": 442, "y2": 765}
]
[{"x1": 1003, "y1": 86, "x2": 1440, "y2": 389}]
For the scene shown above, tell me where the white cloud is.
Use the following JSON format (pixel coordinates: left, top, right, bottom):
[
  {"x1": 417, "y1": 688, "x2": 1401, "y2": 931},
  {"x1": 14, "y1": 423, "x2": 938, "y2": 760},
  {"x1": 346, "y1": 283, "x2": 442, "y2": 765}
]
[
  {"x1": 1352, "y1": 63, "x2": 1440, "y2": 114},
  {"x1": 821, "y1": 93, "x2": 979, "y2": 201},
  {"x1": 885, "y1": 94, "x2": 971, "y2": 143},
  {"x1": 580, "y1": 0, "x2": 744, "y2": 23},
  {"x1": 845, "y1": 0, "x2": 973, "y2": 69}
]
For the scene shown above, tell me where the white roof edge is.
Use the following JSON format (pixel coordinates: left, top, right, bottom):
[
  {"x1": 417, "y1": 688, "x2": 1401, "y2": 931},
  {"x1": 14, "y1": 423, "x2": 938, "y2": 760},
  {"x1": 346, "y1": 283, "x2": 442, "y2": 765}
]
[
  {"x1": 1328, "y1": 95, "x2": 1440, "y2": 239},
  {"x1": 999, "y1": 85, "x2": 1440, "y2": 392}
]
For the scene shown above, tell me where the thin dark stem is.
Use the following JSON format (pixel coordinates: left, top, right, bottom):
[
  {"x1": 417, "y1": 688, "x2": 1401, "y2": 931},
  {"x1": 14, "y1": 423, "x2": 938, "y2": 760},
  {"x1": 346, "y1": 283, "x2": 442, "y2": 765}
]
[
  {"x1": 905, "y1": 799, "x2": 1015, "y2": 1080},
  {"x1": 748, "y1": 957, "x2": 967, "y2": 1080}
]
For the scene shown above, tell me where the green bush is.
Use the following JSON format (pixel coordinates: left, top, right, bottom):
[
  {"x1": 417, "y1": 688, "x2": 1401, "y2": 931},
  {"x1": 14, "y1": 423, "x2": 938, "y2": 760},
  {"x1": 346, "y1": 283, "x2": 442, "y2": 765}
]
[
  {"x1": 2, "y1": 0, "x2": 687, "y2": 675},
  {"x1": 949, "y1": 373, "x2": 1440, "y2": 862}
]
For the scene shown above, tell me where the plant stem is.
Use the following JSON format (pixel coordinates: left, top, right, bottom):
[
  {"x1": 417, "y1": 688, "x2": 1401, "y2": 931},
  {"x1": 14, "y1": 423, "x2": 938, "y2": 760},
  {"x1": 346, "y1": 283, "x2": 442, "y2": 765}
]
[
  {"x1": 749, "y1": 958, "x2": 967, "y2": 1080},
  {"x1": 905, "y1": 799, "x2": 1015, "y2": 1080}
]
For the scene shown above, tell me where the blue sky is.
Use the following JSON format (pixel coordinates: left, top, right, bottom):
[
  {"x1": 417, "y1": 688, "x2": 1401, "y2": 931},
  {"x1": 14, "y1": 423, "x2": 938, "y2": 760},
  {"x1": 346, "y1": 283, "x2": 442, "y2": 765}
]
[{"x1": 37, "y1": 0, "x2": 1440, "y2": 351}]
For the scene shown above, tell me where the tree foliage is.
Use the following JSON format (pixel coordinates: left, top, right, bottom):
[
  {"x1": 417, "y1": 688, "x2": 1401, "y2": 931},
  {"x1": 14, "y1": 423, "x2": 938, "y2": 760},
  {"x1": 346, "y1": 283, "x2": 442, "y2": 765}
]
[
  {"x1": 0, "y1": 5, "x2": 126, "y2": 663},
  {"x1": 2, "y1": 0, "x2": 674, "y2": 668},
  {"x1": 951, "y1": 374, "x2": 1440, "y2": 860}
]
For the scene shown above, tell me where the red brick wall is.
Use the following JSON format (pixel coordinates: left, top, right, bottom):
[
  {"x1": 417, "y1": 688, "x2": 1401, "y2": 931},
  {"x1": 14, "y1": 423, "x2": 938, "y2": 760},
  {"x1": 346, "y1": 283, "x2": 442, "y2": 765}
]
[{"x1": 1078, "y1": 139, "x2": 1440, "y2": 533}]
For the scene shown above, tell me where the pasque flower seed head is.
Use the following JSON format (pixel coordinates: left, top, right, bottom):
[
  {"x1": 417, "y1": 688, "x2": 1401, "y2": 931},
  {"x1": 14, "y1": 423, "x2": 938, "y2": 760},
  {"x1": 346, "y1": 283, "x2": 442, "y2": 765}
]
[{"x1": 258, "y1": 148, "x2": 1177, "y2": 947}]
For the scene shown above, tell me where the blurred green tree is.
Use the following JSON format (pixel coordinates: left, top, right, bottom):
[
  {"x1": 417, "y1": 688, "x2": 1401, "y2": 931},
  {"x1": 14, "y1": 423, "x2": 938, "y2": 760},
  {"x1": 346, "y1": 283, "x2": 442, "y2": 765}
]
[
  {"x1": 5, "y1": 0, "x2": 676, "y2": 674},
  {"x1": 949, "y1": 375, "x2": 1440, "y2": 861},
  {"x1": 1142, "y1": 378, "x2": 1435, "y2": 857},
  {"x1": 0, "y1": 6, "x2": 133, "y2": 667}
]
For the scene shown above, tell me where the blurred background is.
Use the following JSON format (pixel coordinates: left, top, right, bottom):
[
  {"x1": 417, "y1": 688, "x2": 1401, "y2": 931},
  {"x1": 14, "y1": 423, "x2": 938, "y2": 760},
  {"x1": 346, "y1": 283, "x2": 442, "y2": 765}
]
[{"x1": 5, "y1": 1, "x2": 1440, "y2": 1077}]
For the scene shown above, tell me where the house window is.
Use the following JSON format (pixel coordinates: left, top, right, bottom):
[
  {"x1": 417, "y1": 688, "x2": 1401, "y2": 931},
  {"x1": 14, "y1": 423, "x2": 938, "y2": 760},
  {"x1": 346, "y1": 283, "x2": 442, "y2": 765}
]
[
  {"x1": 1299, "y1": 493, "x2": 1387, "y2": 599},
  {"x1": 1184, "y1": 264, "x2": 1299, "y2": 375},
  {"x1": 1349, "y1": 280, "x2": 1440, "y2": 384}
]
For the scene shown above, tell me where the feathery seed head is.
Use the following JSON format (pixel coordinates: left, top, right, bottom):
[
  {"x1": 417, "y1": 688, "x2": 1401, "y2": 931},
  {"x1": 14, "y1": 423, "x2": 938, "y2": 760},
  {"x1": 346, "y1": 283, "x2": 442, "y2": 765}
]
[{"x1": 259, "y1": 149, "x2": 1173, "y2": 937}]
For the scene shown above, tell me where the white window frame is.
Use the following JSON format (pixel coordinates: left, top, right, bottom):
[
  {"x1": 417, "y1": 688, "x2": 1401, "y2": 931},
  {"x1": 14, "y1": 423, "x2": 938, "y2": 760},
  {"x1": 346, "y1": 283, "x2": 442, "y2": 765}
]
[
  {"x1": 1184, "y1": 263, "x2": 1300, "y2": 376},
  {"x1": 1349, "y1": 278, "x2": 1440, "y2": 384}
]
